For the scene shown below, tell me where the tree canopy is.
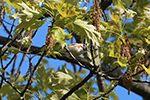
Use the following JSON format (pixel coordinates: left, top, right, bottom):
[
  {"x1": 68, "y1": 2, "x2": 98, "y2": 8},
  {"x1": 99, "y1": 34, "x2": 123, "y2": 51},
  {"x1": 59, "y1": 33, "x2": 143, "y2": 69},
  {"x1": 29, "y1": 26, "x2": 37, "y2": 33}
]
[{"x1": 0, "y1": 0, "x2": 150, "y2": 100}]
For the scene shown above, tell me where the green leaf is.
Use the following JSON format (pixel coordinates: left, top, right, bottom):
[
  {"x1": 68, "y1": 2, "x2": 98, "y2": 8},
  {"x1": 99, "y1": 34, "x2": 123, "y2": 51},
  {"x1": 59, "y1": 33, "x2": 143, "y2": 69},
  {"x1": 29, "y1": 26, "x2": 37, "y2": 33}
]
[
  {"x1": 53, "y1": 71, "x2": 73, "y2": 85},
  {"x1": 51, "y1": 89, "x2": 79, "y2": 100},
  {"x1": 42, "y1": 59, "x2": 49, "y2": 64},
  {"x1": 141, "y1": 64, "x2": 150, "y2": 74},
  {"x1": 64, "y1": 0, "x2": 80, "y2": 5},
  {"x1": 125, "y1": 9, "x2": 137, "y2": 19},
  {"x1": 117, "y1": 57, "x2": 128, "y2": 67},
  {"x1": 73, "y1": 19, "x2": 102, "y2": 46},
  {"x1": 50, "y1": 26, "x2": 71, "y2": 46},
  {"x1": 8, "y1": 46, "x2": 20, "y2": 54},
  {"x1": 34, "y1": 0, "x2": 44, "y2": 6},
  {"x1": 65, "y1": 33, "x2": 72, "y2": 40},
  {"x1": 0, "y1": 84, "x2": 19, "y2": 99},
  {"x1": 57, "y1": 3, "x2": 79, "y2": 17},
  {"x1": 143, "y1": 7, "x2": 150, "y2": 19},
  {"x1": 0, "y1": 69, "x2": 6, "y2": 73},
  {"x1": 110, "y1": 13, "x2": 121, "y2": 23},
  {"x1": 122, "y1": 0, "x2": 132, "y2": 7},
  {"x1": 101, "y1": 97, "x2": 110, "y2": 100},
  {"x1": 2, "y1": 54, "x2": 10, "y2": 60},
  {"x1": 109, "y1": 48, "x2": 115, "y2": 57},
  {"x1": 4, "y1": 0, "x2": 22, "y2": 8},
  {"x1": 109, "y1": 44, "x2": 118, "y2": 58},
  {"x1": 12, "y1": 2, "x2": 45, "y2": 34},
  {"x1": 109, "y1": 92, "x2": 119, "y2": 100},
  {"x1": 112, "y1": 0, "x2": 125, "y2": 9},
  {"x1": 15, "y1": 74, "x2": 25, "y2": 83},
  {"x1": 145, "y1": 38, "x2": 150, "y2": 44}
]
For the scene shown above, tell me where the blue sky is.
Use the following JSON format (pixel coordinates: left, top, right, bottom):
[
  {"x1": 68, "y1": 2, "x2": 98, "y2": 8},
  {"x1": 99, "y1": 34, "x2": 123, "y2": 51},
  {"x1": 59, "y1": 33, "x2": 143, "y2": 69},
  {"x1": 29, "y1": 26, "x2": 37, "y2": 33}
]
[
  {"x1": 1, "y1": 1, "x2": 145, "y2": 100},
  {"x1": 1, "y1": 20, "x2": 143, "y2": 100}
]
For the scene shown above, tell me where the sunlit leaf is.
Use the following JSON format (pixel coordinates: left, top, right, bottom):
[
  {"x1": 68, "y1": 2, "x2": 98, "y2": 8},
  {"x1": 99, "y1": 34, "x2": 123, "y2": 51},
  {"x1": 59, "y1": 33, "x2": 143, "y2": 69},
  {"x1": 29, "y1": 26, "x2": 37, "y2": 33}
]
[
  {"x1": 73, "y1": 19, "x2": 102, "y2": 46},
  {"x1": 117, "y1": 58, "x2": 128, "y2": 67},
  {"x1": 50, "y1": 26, "x2": 71, "y2": 47},
  {"x1": 125, "y1": 9, "x2": 137, "y2": 19},
  {"x1": 51, "y1": 89, "x2": 79, "y2": 100},
  {"x1": 64, "y1": 0, "x2": 80, "y2": 5},
  {"x1": 12, "y1": 2, "x2": 44, "y2": 34},
  {"x1": 57, "y1": 3, "x2": 79, "y2": 17},
  {"x1": 145, "y1": 38, "x2": 150, "y2": 44},
  {"x1": 112, "y1": 0, "x2": 125, "y2": 9},
  {"x1": 141, "y1": 64, "x2": 150, "y2": 74},
  {"x1": 143, "y1": 7, "x2": 150, "y2": 19},
  {"x1": 110, "y1": 13, "x2": 121, "y2": 23},
  {"x1": 34, "y1": 0, "x2": 44, "y2": 6},
  {"x1": 4, "y1": 0, "x2": 22, "y2": 8}
]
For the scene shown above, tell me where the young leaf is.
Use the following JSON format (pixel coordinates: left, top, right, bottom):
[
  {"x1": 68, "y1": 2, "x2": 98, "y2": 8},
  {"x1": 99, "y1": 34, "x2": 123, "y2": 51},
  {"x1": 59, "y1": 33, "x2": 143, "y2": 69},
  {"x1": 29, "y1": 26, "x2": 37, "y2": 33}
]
[
  {"x1": 141, "y1": 64, "x2": 150, "y2": 74},
  {"x1": 2, "y1": 54, "x2": 10, "y2": 60},
  {"x1": 57, "y1": 3, "x2": 79, "y2": 17},
  {"x1": 145, "y1": 38, "x2": 150, "y2": 44}
]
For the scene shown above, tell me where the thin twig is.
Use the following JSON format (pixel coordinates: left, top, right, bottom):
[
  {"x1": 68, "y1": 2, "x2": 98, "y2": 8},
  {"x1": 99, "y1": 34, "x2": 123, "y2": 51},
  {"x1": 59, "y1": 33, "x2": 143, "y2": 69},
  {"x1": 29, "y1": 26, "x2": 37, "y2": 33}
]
[
  {"x1": 17, "y1": 54, "x2": 25, "y2": 74},
  {"x1": 0, "y1": 74, "x2": 21, "y2": 95},
  {"x1": 0, "y1": 58, "x2": 5, "y2": 88},
  {"x1": 11, "y1": 54, "x2": 17, "y2": 75},
  {"x1": 102, "y1": 10, "x2": 108, "y2": 22},
  {"x1": 1, "y1": 36, "x2": 17, "y2": 51},
  {"x1": 60, "y1": 70, "x2": 95, "y2": 100},
  {"x1": 64, "y1": 46, "x2": 91, "y2": 70},
  {"x1": 20, "y1": 51, "x2": 46, "y2": 97},
  {"x1": 132, "y1": 79, "x2": 150, "y2": 83},
  {"x1": 4, "y1": 54, "x2": 16, "y2": 70},
  {"x1": 97, "y1": 71, "x2": 120, "y2": 81},
  {"x1": 1, "y1": 21, "x2": 12, "y2": 37},
  {"x1": 0, "y1": 34, "x2": 20, "y2": 58},
  {"x1": 121, "y1": 0, "x2": 136, "y2": 15},
  {"x1": 2, "y1": 19, "x2": 17, "y2": 27},
  {"x1": 90, "y1": 40, "x2": 96, "y2": 67},
  {"x1": 32, "y1": 29, "x2": 38, "y2": 38},
  {"x1": 0, "y1": 49, "x2": 7, "y2": 58},
  {"x1": 93, "y1": 82, "x2": 118, "y2": 100},
  {"x1": 132, "y1": 69, "x2": 144, "y2": 77},
  {"x1": 104, "y1": 66, "x2": 119, "y2": 74},
  {"x1": 10, "y1": 19, "x2": 16, "y2": 35}
]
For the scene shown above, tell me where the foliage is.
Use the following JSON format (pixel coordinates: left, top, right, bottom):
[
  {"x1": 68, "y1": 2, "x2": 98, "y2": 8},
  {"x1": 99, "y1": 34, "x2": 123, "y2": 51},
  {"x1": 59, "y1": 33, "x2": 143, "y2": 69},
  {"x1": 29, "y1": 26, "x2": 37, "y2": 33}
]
[{"x1": 0, "y1": 0, "x2": 150, "y2": 100}]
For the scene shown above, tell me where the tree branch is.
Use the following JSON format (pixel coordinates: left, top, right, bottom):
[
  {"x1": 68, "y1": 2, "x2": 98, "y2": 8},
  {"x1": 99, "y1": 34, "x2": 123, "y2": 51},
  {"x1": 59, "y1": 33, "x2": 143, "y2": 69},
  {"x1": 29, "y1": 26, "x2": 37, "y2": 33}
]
[
  {"x1": 20, "y1": 51, "x2": 46, "y2": 98},
  {"x1": 93, "y1": 82, "x2": 118, "y2": 100},
  {"x1": 0, "y1": 36, "x2": 150, "y2": 99},
  {"x1": 0, "y1": 58, "x2": 5, "y2": 88},
  {"x1": 100, "y1": 0, "x2": 112, "y2": 10},
  {"x1": 101, "y1": 63, "x2": 150, "y2": 100},
  {"x1": 60, "y1": 70, "x2": 95, "y2": 100},
  {"x1": 0, "y1": 74, "x2": 21, "y2": 95},
  {"x1": 4, "y1": 54, "x2": 16, "y2": 70},
  {"x1": 64, "y1": 45, "x2": 92, "y2": 70}
]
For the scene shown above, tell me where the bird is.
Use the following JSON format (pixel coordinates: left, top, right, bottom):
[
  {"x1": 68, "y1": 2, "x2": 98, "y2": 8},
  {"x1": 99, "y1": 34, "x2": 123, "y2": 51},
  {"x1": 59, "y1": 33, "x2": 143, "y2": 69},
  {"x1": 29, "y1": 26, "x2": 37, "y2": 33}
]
[{"x1": 62, "y1": 43, "x2": 89, "y2": 57}]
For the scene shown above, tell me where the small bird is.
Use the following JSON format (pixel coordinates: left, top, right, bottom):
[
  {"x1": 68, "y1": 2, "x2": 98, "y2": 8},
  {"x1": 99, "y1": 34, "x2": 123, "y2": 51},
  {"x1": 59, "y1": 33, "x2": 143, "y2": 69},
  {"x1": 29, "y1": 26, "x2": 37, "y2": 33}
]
[{"x1": 62, "y1": 43, "x2": 89, "y2": 57}]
